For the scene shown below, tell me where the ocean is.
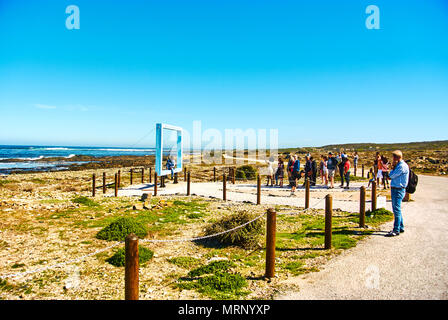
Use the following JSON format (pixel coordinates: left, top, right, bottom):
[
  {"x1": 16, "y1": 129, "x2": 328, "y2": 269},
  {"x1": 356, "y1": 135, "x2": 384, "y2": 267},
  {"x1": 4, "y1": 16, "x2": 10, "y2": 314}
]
[{"x1": 0, "y1": 145, "x2": 156, "y2": 172}]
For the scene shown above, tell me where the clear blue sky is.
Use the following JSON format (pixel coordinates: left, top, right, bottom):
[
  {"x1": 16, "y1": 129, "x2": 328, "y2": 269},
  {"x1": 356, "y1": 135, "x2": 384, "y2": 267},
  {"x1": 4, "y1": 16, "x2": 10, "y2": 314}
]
[{"x1": 1, "y1": 0, "x2": 447, "y2": 148}]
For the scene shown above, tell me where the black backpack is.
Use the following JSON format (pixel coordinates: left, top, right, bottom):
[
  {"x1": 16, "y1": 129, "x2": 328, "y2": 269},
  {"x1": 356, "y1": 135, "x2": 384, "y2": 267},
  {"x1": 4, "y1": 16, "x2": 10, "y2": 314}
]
[{"x1": 406, "y1": 169, "x2": 418, "y2": 194}]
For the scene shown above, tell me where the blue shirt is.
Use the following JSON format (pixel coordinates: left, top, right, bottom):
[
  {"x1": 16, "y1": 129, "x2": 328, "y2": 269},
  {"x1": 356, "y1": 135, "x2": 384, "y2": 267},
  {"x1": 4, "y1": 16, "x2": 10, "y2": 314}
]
[
  {"x1": 293, "y1": 160, "x2": 300, "y2": 172},
  {"x1": 327, "y1": 157, "x2": 337, "y2": 170},
  {"x1": 388, "y1": 160, "x2": 409, "y2": 188}
]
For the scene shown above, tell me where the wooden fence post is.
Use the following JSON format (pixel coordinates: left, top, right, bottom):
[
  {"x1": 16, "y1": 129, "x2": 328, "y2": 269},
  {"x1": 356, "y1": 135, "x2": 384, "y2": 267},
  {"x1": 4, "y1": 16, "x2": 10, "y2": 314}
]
[
  {"x1": 362, "y1": 164, "x2": 364, "y2": 178},
  {"x1": 92, "y1": 174, "x2": 96, "y2": 197},
  {"x1": 184, "y1": 167, "x2": 187, "y2": 181},
  {"x1": 141, "y1": 168, "x2": 144, "y2": 184},
  {"x1": 103, "y1": 172, "x2": 106, "y2": 194},
  {"x1": 232, "y1": 167, "x2": 235, "y2": 184},
  {"x1": 305, "y1": 178, "x2": 310, "y2": 209},
  {"x1": 118, "y1": 170, "x2": 121, "y2": 188},
  {"x1": 187, "y1": 172, "x2": 191, "y2": 196},
  {"x1": 324, "y1": 194, "x2": 332, "y2": 249},
  {"x1": 213, "y1": 167, "x2": 216, "y2": 182},
  {"x1": 257, "y1": 174, "x2": 261, "y2": 205},
  {"x1": 174, "y1": 172, "x2": 178, "y2": 184},
  {"x1": 114, "y1": 173, "x2": 118, "y2": 197},
  {"x1": 265, "y1": 208, "x2": 277, "y2": 279},
  {"x1": 360, "y1": 186, "x2": 366, "y2": 228},
  {"x1": 149, "y1": 167, "x2": 152, "y2": 183},
  {"x1": 371, "y1": 181, "x2": 377, "y2": 212},
  {"x1": 125, "y1": 233, "x2": 139, "y2": 300},
  {"x1": 130, "y1": 169, "x2": 133, "y2": 185},
  {"x1": 154, "y1": 172, "x2": 158, "y2": 196},
  {"x1": 223, "y1": 173, "x2": 226, "y2": 201}
]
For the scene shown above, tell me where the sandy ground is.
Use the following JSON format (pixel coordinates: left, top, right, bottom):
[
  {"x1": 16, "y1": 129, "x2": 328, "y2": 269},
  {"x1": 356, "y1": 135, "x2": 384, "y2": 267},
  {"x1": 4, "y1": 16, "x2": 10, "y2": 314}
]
[
  {"x1": 116, "y1": 180, "x2": 383, "y2": 213},
  {"x1": 119, "y1": 175, "x2": 448, "y2": 299},
  {"x1": 275, "y1": 175, "x2": 448, "y2": 300}
]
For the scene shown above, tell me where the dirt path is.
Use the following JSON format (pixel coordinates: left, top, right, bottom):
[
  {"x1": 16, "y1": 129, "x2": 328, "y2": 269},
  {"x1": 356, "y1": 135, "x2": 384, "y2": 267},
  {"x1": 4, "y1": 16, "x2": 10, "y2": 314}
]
[
  {"x1": 275, "y1": 175, "x2": 448, "y2": 300},
  {"x1": 117, "y1": 181, "x2": 377, "y2": 213}
]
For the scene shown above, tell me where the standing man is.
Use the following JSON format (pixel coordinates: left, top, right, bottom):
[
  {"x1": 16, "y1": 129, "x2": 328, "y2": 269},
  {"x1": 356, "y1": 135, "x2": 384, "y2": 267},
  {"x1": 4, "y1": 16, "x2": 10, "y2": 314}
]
[
  {"x1": 303, "y1": 155, "x2": 311, "y2": 187},
  {"x1": 310, "y1": 156, "x2": 318, "y2": 186},
  {"x1": 327, "y1": 152, "x2": 338, "y2": 189},
  {"x1": 290, "y1": 155, "x2": 300, "y2": 196},
  {"x1": 353, "y1": 151, "x2": 359, "y2": 175},
  {"x1": 337, "y1": 153, "x2": 345, "y2": 187},
  {"x1": 386, "y1": 150, "x2": 409, "y2": 237}
]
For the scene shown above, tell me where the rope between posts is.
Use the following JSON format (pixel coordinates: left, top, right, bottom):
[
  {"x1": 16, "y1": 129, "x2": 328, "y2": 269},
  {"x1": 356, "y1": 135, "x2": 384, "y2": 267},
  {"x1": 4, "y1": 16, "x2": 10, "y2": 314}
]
[
  {"x1": 140, "y1": 211, "x2": 266, "y2": 243},
  {"x1": 0, "y1": 212, "x2": 266, "y2": 280},
  {"x1": 276, "y1": 197, "x2": 327, "y2": 215}
]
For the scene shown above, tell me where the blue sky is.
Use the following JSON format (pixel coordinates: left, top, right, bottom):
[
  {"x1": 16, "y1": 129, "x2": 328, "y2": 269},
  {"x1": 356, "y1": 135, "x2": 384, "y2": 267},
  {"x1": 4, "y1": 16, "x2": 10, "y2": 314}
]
[{"x1": 0, "y1": 0, "x2": 447, "y2": 148}]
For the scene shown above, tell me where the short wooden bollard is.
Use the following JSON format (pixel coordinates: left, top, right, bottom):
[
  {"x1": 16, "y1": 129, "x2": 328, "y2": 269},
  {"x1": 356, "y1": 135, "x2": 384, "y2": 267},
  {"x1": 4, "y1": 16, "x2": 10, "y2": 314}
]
[
  {"x1": 362, "y1": 164, "x2": 365, "y2": 178},
  {"x1": 223, "y1": 173, "x2": 227, "y2": 201},
  {"x1": 160, "y1": 176, "x2": 164, "y2": 188},
  {"x1": 103, "y1": 172, "x2": 106, "y2": 194},
  {"x1": 324, "y1": 194, "x2": 332, "y2": 249},
  {"x1": 130, "y1": 169, "x2": 133, "y2": 185},
  {"x1": 118, "y1": 170, "x2": 121, "y2": 188},
  {"x1": 125, "y1": 233, "x2": 139, "y2": 300},
  {"x1": 232, "y1": 167, "x2": 235, "y2": 184},
  {"x1": 154, "y1": 172, "x2": 158, "y2": 196},
  {"x1": 354, "y1": 166, "x2": 357, "y2": 177},
  {"x1": 174, "y1": 172, "x2": 178, "y2": 184},
  {"x1": 187, "y1": 172, "x2": 191, "y2": 196},
  {"x1": 184, "y1": 167, "x2": 187, "y2": 181},
  {"x1": 257, "y1": 175, "x2": 261, "y2": 205},
  {"x1": 92, "y1": 174, "x2": 96, "y2": 197},
  {"x1": 265, "y1": 208, "x2": 277, "y2": 279},
  {"x1": 360, "y1": 186, "x2": 366, "y2": 228},
  {"x1": 213, "y1": 167, "x2": 216, "y2": 182},
  {"x1": 114, "y1": 173, "x2": 118, "y2": 197},
  {"x1": 141, "y1": 168, "x2": 144, "y2": 184},
  {"x1": 371, "y1": 181, "x2": 377, "y2": 212},
  {"x1": 305, "y1": 178, "x2": 310, "y2": 209},
  {"x1": 149, "y1": 167, "x2": 152, "y2": 183}
]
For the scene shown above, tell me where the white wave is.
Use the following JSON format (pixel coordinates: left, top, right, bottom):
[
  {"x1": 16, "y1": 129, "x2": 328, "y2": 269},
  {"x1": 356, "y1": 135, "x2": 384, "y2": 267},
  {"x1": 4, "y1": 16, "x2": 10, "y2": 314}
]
[
  {"x1": 43, "y1": 147, "x2": 71, "y2": 150},
  {"x1": 97, "y1": 148, "x2": 155, "y2": 152},
  {"x1": 65, "y1": 154, "x2": 76, "y2": 159},
  {"x1": 20, "y1": 155, "x2": 45, "y2": 161}
]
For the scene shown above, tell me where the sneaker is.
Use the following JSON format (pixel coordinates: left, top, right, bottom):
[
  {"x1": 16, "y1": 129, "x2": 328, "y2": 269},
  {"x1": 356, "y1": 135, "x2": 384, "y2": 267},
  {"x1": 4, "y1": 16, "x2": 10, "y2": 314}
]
[
  {"x1": 385, "y1": 231, "x2": 400, "y2": 237},
  {"x1": 399, "y1": 229, "x2": 405, "y2": 233}
]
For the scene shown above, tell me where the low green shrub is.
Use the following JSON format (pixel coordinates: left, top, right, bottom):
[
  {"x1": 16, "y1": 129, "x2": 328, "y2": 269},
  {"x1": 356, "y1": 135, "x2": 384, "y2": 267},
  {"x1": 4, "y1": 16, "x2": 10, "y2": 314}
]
[
  {"x1": 366, "y1": 208, "x2": 393, "y2": 217},
  {"x1": 188, "y1": 260, "x2": 234, "y2": 277},
  {"x1": 177, "y1": 260, "x2": 248, "y2": 299},
  {"x1": 204, "y1": 212, "x2": 264, "y2": 249},
  {"x1": 197, "y1": 272, "x2": 246, "y2": 293},
  {"x1": 235, "y1": 165, "x2": 257, "y2": 180},
  {"x1": 96, "y1": 217, "x2": 148, "y2": 241},
  {"x1": 168, "y1": 256, "x2": 201, "y2": 269},
  {"x1": 106, "y1": 246, "x2": 153, "y2": 267},
  {"x1": 72, "y1": 196, "x2": 98, "y2": 207}
]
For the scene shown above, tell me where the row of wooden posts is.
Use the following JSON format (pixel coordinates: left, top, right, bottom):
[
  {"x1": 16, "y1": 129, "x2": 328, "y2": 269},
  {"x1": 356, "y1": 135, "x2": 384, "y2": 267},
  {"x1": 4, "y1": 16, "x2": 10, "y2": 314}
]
[
  {"x1": 92, "y1": 166, "x2": 378, "y2": 214},
  {"x1": 121, "y1": 177, "x2": 379, "y2": 300}
]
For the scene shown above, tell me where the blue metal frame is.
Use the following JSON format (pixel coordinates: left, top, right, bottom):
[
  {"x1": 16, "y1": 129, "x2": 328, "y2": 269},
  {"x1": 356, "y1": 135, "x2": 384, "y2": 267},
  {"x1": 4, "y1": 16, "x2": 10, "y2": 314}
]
[{"x1": 155, "y1": 123, "x2": 183, "y2": 176}]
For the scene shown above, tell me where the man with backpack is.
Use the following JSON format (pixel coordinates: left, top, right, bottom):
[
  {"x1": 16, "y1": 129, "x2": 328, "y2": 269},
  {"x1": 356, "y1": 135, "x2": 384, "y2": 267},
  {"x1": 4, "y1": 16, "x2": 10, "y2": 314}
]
[{"x1": 386, "y1": 150, "x2": 409, "y2": 237}]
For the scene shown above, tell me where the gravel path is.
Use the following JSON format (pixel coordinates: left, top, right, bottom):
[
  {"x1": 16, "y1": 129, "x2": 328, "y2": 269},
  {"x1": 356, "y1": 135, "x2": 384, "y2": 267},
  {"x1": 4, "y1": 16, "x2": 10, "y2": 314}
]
[
  {"x1": 275, "y1": 175, "x2": 448, "y2": 300},
  {"x1": 117, "y1": 181, "x2": 380, "y2": 213},
  {"x1": 117, "y1": 175, "x2": 448, "y2": 299}
]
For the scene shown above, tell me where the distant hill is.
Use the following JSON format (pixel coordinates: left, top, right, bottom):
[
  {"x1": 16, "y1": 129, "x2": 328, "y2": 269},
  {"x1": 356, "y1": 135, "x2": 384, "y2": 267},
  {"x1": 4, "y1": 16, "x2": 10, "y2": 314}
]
[{"x1": 319, "y1": 140, "x2": 448, "y2": 152}]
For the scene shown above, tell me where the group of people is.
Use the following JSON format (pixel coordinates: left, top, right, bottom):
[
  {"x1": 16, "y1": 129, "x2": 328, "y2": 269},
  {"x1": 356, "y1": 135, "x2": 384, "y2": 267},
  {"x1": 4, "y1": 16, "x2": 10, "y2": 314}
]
[
  {"x1": 265, "y1": 149, "x2": 411, "y2": 238},
  {"x1": 265, "y1": 151, "x2": 358, "y2": 195}
]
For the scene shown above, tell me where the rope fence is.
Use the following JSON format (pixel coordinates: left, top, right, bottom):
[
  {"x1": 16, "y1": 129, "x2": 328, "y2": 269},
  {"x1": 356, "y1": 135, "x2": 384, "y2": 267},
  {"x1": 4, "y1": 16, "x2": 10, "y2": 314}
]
[{"x1": 2, "y1": 160, "x2": 396, "y2": 299}]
